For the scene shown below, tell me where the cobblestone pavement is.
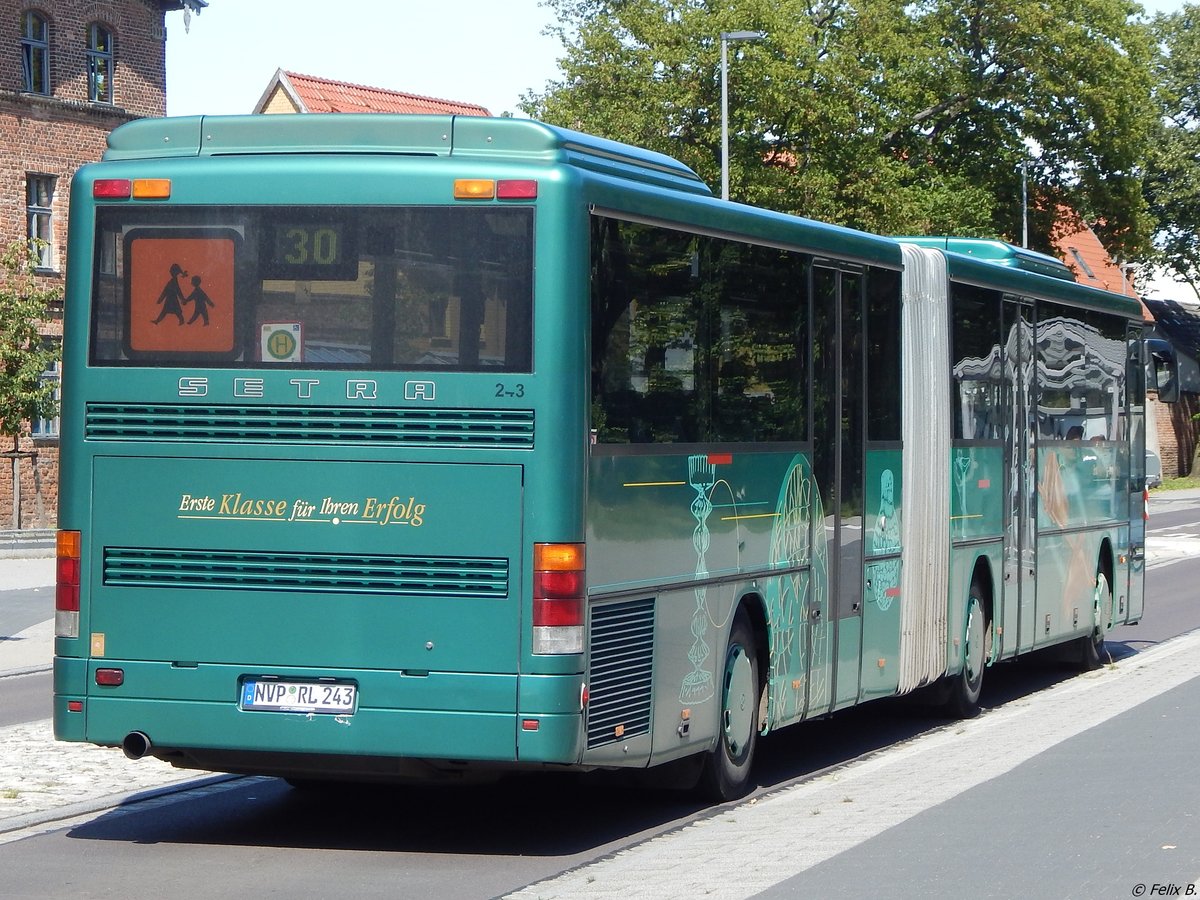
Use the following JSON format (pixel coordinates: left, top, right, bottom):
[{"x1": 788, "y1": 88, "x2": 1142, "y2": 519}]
[
  {"x1": 0, "y1": 718, "x2": 206, "y2": 837},
  {"x1": 1, "y1": 555, "x2": 212, "y2": 836}
]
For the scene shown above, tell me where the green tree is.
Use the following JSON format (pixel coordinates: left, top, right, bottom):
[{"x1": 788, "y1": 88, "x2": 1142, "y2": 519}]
[
  {"x1": 0, "y1": 240, "x2": 60, "y2": 453},
  {"x1": 523, "y1": 0, "x2": 1157, "y2": 256},
  {"x1": 1144, "y1": 4, "x2": 1200, "y2": 299}
]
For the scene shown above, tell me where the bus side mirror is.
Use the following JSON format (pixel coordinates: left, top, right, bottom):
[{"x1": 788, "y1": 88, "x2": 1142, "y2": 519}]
[{"x1": 1152, "y1": 349, "x2": 1179, "y2": 404}]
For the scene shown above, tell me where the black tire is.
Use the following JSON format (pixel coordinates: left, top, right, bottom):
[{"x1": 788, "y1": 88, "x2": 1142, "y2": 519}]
[
  {"x1": 698, "y1": 609, "x2": 761, "y2": 802},
  {"x1": 1080, "y1": 569, "x2": 1112, "y2": 671},
  {"x1": 944, "y1": 581, "x2": 989, "y2": 719}
]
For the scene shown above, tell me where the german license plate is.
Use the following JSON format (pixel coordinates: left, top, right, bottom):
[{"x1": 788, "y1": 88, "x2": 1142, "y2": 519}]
[{"x1": 240, "y1": 679, "x2": 356, "y2": 714}]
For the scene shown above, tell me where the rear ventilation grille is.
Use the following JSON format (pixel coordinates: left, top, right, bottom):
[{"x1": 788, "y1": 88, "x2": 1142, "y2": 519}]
[
  {"x1": 103, "y1": 547, "x2": 509, "y2": 598},
  {"x1": 85, "y1": 404, "x2": 534, "y2": 449},
  {"x1": 587, "y1": 597, "x2": 655, "y2": 749}
]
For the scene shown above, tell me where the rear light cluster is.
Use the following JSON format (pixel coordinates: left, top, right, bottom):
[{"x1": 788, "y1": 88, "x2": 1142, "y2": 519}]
[
  {"x1": 92, "y1": 178, "x2": 171, "y2": 199},
  {"x1": 533, "y1": 543, "x2": 585, "y2": 655},
  {"x1": 56, "y1": 530, "x2": 81, "y2": 639},
  {"x1": 453, "y1": 179, "x2": 538, "y2": 201}
]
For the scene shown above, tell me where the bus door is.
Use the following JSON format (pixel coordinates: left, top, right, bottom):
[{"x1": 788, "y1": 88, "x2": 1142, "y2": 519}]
[
  {"x1": 812, "y1": 265, "x2": 865, "y2": 714},
  {"x1": 1003, "y1": 298, "x2": 1037, "y2": 653}
]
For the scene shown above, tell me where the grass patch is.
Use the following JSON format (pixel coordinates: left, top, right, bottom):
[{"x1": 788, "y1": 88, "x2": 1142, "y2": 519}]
[{"x1": 1153, "y1": 474, "x2": 1200, "y2": 491}]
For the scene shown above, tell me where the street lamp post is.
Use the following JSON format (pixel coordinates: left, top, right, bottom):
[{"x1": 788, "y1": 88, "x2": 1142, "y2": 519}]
[{"x1": 720, "y1": 29, "x2": 765, "y2": 201}]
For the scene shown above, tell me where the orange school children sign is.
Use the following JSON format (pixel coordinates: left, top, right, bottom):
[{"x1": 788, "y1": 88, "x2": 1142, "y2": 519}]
[{"x1": 127, "y1": 230, "x2": 238, "y2": 355}]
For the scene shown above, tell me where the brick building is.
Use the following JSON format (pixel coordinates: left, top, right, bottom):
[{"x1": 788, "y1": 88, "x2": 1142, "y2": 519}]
[{"x1": 0, "y1": 0, "x2": 203, "y2": 530}]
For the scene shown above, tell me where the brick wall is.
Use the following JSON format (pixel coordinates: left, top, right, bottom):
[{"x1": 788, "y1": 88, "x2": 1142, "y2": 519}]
[
  {"x1": 1, "y1": 0, "x2": 172, "y2": 529},
  {"x1": 1154, "y1": 392, "x2": 1200, "y2": 480},
  {"x1": 0, "y1": 441, "x2": 59, "y2": 529}
]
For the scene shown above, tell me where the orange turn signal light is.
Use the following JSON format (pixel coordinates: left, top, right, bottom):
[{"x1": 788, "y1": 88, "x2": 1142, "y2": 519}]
[
  {"x1": 453, "y1": 179, "x2": 495, "y2": 200},
  {"x1": 534, "y1": 543, "x2": 585, "y2": 572},
  {"x1": 132, "y1": 179, "x2": 171, "y2": 199}
]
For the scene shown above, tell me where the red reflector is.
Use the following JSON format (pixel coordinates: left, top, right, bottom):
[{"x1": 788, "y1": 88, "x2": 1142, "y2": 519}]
[
  {"x1": 497, "y1": 179, "x2": 537, "y2": 200},
  {"x1": 708, "y1": 453, "x2": 733, "y2": 465},
  {"x1": 522, "y1": 719, "x2": 540, "y2": 731},
  {"x1": 535, "y1": 569, "x2": 585, "y2": 599},
  {"x1": 93, "y1": 179, "x2": 132, "y2": 199},
  {"x1": 68, "y1": 701, "x2": 83, "y2": 713},
  {"x1": 533, "y1": 596, "x2": 584, "y2": 627},
  {"x1": 95, "y1": 668, "x2": 124, "y2": 686}
]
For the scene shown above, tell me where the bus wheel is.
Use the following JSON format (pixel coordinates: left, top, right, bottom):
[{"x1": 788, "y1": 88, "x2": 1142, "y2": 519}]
[
  {"x1": 698, "y1": 609, "x2": 761, "y2": 802},
  {"x1": 944, "y1": 581, "x2": 989, "y2": 719},
  {"x1": 1080, "y1": 570, "x2": 1112, "y2": 671}
]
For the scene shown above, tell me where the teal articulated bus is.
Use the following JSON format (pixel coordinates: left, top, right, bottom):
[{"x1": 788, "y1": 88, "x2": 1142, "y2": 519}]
[{"x1": 54, "y1": 115, "x2": 1164, "y2": 800}]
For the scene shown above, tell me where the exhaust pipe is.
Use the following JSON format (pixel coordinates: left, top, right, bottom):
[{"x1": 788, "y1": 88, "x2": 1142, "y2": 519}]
[{"x1": 122, "y1": 731, "x2": 152, "y2": 760}]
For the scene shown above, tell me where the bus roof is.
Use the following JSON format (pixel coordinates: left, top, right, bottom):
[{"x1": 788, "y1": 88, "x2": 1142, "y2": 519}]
[
  {"x1": 900, "y1": 237, "x2": 1144, "y2": 319},
  {"x1": 98, "y1": 114, "x2": 1144, "y2": 318},
  {"x1": 102, "y1": 114, "x2": 712, "y2": 196},
  {"x1": 898, "y1": 236, "x2": 1075, "y2": 281}
]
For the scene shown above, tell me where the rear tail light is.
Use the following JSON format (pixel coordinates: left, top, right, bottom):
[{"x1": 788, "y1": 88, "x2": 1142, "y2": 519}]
[
  {"x1": 93, "y1": 178, "x2": 171, "y2": 199},
  {"x1": 533, "y1": 543, "x2": 585, "y2": 654},
  {"x1": 1144, "y1": 487, "x2": 1150, "y2": 521},
  {"x1": 56, "y1": 530, "x2": 81, "y2": 638},
  {"x1": 92, "y1": 179, "x2": 131, "y2": 199}
]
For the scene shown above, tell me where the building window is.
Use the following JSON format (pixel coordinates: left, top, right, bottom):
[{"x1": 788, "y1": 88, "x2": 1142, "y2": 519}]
[
  {"x1": 20, "y1": 10, "x2": 50, "y2": 94},
  {"x1": 27, "y1": 174, "x2": 55, "y2": 270},
  {"x1": 1068, "y1": 248, "x2": 1096, "y2": 279},
  {"x1": 87, "y1": 23, "x2": 113, "y2": 103},
  {"x1": 31, "y1": 355, "x2": 60, "y2": 438}
]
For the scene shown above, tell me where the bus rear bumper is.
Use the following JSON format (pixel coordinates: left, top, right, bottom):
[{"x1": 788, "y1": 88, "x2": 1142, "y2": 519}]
[{"x1": 52, "y1": 658, "x2": 587, "y2": 774}]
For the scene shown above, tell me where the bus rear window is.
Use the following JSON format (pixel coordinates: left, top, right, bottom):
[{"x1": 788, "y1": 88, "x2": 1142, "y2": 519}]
[{"x1": 90, "y1": 206, "x2": 534, "y2": 372}]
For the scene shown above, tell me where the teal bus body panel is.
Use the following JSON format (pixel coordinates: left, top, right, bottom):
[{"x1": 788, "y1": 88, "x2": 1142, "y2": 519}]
[
  {"x1": 83, "y1": 698, "x2": 517, "y2": 762},
  {"x1": 585, "y1": 449, "x2": 833, "y2": 754},
  {"x1": 79, "y1": 662, "x2": 520, "y2": 760},
  {"x1": 89, "y1": 456, "x2": 522, "y2": 672},
  {"x1": 586, "y1": 450, "x2": 811, "y2": 595},
  {"x1": 950, "y1": 446, "x2": 1005, "y2": 541},
  {"x1": 861, "y1": 449, "x2": 903, "y2": 700}
]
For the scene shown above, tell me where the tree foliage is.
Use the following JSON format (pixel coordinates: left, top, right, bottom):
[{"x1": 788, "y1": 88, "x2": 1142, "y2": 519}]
[
  {"x1": 0, "y1": 241, "x2": 60, "y2": 452},
  {"x1": 1144, "y1": 3, "x2": 1200, "y2": 299},
  {"x1": 522, "y1": 0, "x2": 1157, "y2": 257}
]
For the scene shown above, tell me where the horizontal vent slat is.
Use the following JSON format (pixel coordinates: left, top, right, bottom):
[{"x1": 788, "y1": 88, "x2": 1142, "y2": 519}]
[
  {"x1": 587, "y1": 598, "x2": 655, "y2": 749},
  {"x1": 85, "y1": 404, "x2": 534, "y2": 449},
  {"x1": 103, "y1": 547, "x2": 508, "y2": 597}
]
